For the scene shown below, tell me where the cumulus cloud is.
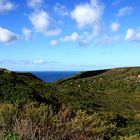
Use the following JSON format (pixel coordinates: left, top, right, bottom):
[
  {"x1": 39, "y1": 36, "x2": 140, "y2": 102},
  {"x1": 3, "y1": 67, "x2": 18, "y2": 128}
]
[
  {"x1": 0, "y1": 0, "x2": 15, "y2": 14},
  {"x1": 50, "y1": 40, "x2": 58, "y2": 46},
  {"x1": 29, "y1": 10, "x2": 61, "y2": 36},
  {"x1": 27, "y1": 0, "x2": 43, "y2": 9},
  {"x1": 117, "y1": 6, "x2": 133, "y2": 17},
  {"x1": 61, "y1": 32, "x2": 79, "y2": 42},
  {"x1": 29, "y1": 11, "x2": 49, "y2": 33},
  {"x1": 22, "y1": 28, "x2": 32, "y2": 41},
  {"x1": 124, "y1": 28, "x2": 140, "y2": 41},
  {"x1": 54, "y1": 3, "x2": 69, "y2": 16},
  {"x1": 60, "y1": 31, "x2": 94, "y2": 46},
  {"x1": 71, "y1": 0, "x2": 103, "y2": 34},
  {"x1": 0, "y1": 27, "x2": 19, "y2": 44},
  {"x1": 110, "y1": 22, "x2": 120, "y2": 32}
]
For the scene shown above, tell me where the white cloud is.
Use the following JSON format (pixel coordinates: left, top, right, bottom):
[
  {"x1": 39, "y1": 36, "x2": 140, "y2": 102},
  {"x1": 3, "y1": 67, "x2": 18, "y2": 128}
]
[
  {"x1": 50, "y1": 40, "x2": 58, "y2": 46},
  {"x1": 33, "y1": 59, "x2": 47, "y2": 64},
  {"x1": 27, "y1": 0, "x2": 43, "y2": 9},
  {"x1": 70, "y1": 0, "x2": 103, "y2": 34},
  {"x1": 20, "y1": 59, "x2": 48, "y2": 65},
  {"x1": 54, "y1": 3, "x2": 69, "y2": 16},
  {"x1": 29, "y1": 10, "x2": 61, "y2": 36},
  {"x1": 124, "y1": 29, "x2": 135, "y2": 41},
  {"x1": 22, "y1": 28, "x2": 32, "y2": 41},
  {"x1": 117, "y1": 6, "x2": 133, "y2": 17},
  {"x1": 124, "y1": 28, "x2": 140, "y2": 41},
  {"x1": 61, "y1": 32, "x2": 79, "y2": 42},
  {"x1": 0, "y1": 0, "x2": 15, "y2": 14},
  {"x1": 60, "y1": 31, "x2": 95, "y2": 45},
  {"x1": 29, "y1": 11, "x2": 49, "y2": 34},
  {"x1": 110, "y1": 22, "x2": 120, "y2": 32},
  {"x1": 0, "y1": 27, "x2": 19, "y2": 44}
]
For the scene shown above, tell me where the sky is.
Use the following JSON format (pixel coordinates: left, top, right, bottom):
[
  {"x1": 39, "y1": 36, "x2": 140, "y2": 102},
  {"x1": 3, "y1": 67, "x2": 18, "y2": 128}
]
[{"x1": 0, "y1": 0, "x2": 140, "y2": 71}]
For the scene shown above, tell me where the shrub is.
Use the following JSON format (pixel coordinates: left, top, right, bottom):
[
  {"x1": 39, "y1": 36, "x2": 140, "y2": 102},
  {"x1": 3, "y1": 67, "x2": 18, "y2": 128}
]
[
  {"x1": 22, "y1": 103, "x2": 54, "y2": 125},
  {"x1": 0, "y1": 104, "x2": 18, "y2": 131}
]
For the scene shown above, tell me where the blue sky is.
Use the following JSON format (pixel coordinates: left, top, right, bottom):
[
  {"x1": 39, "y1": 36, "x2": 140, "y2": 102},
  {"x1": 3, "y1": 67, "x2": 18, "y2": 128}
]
[{"x1": 0, "y1": 0, "x2": 140, "y2": 71}]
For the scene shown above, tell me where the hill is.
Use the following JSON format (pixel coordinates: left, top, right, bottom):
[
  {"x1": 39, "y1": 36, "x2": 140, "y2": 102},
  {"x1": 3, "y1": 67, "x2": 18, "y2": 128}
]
[
  {"x1": 2, "y1": 67, "x2": 140, "y2": 115},
  {"x1": 1, "y1": 67, "x2": 140, "y2": 139},
  {"x1": 0, "y1": 69, "x2": 49, "y2": 105},
  {"x1": 51, "y1": 67, "x2": 140, "y2": 114}
]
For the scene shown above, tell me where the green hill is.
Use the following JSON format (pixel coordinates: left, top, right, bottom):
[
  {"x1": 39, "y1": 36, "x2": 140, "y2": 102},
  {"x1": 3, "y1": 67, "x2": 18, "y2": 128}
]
[
  {"x1": 0, "y1": 69, "x2": 48, "y2": 105},
  {"x1": 51, "y1": 67, "x2": 140, "y2": 115},
  {"x1": 1, "y1": 67, "x2": 140, "y2": 115},
  {"x1": 1, "y1": 67, "x2": 140, "y2": 139}
]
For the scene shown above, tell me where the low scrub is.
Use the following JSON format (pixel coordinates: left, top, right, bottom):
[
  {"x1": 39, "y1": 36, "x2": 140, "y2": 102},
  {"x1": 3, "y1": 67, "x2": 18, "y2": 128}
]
[{"x1": 0, "y1": 103, "x2": 140, "y2": 140}]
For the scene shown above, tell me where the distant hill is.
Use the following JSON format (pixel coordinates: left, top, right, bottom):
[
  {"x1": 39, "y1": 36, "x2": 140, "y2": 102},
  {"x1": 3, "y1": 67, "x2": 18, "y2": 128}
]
[{"x1": 49, "y1": 67, "x2": 140, "y2": 114}]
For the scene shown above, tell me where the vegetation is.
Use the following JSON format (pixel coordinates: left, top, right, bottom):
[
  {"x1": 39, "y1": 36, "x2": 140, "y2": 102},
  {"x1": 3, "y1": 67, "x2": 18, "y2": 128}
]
[
  {"x1": 1, "y1": 67, "x2": 140, "y2": 139},
  {"x1": 52, "y1": 67, "x2": 140, "y2": 114},
  {"x1": 1, "y1": 103, "x2": 138, "y2": 140},
  {"x1": 0, "y1": 70, "x2": 49, "y2": 106}
]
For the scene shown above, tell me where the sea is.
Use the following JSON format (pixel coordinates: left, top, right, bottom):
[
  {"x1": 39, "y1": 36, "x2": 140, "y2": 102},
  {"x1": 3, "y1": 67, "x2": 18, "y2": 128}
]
[{"x1": 31, "y1": 71, "x2": 79, "y2": 83}]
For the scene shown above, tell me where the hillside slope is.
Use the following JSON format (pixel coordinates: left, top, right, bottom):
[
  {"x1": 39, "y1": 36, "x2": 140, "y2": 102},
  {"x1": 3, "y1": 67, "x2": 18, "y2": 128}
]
[
  {"x1": 0, "y1": 69, "x2": 48, "y2": 105},
  {"x1": 1, "y1": 67, "x2": 140, "y2": 115},
  {"x1": 49, "y1": 67, "x2": 140, "y2": 115}
]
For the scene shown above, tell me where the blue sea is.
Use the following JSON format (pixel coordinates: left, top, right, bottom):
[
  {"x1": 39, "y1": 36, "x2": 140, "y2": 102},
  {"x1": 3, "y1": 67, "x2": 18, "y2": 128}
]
[{"x1": 31, "y1": 71, "x2": 79, "y2": 83}]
